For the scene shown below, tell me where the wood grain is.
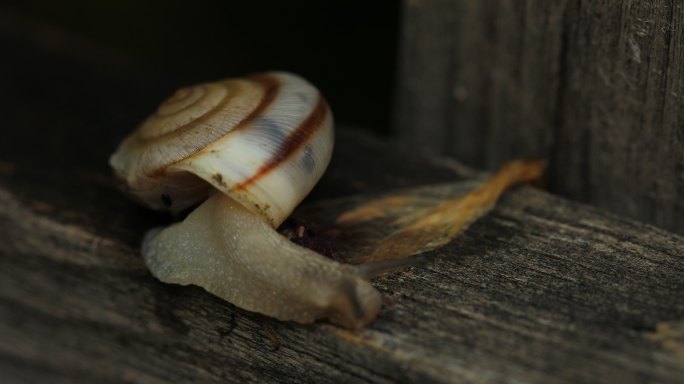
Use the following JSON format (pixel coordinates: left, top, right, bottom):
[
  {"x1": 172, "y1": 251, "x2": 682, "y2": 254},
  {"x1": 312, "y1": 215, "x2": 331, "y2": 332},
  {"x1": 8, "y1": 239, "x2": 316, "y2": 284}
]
[
  {"x1": 395, "y1": 0, "x2": 684, "y2": 234},
  {"x1": 1, "y1": 9, "x2": 683, "y2": 384}
]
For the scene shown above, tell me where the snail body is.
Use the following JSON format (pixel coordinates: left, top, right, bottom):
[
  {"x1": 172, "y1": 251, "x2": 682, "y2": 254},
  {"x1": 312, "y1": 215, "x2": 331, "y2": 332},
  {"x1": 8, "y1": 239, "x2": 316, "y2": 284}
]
[{"x1": 111, "y1": 72, "x2": 381, "y2": 328}]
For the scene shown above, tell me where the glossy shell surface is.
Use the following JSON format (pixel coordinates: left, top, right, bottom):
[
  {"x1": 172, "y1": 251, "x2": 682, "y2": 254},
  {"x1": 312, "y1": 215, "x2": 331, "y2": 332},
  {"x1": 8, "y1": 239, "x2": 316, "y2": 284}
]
[{"x1": 110, "y1": 72, "x2": 334, "y2": 227}]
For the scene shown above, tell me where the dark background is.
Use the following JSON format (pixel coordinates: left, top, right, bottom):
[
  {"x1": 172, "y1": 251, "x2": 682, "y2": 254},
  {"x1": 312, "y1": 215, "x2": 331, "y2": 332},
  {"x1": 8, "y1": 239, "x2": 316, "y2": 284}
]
[
  {"x1": 2, "y1": 0, "x2": 400, "y2": 133},
  {"x1": 2, "y1": 0, "x2": 680, "y2": 235}
]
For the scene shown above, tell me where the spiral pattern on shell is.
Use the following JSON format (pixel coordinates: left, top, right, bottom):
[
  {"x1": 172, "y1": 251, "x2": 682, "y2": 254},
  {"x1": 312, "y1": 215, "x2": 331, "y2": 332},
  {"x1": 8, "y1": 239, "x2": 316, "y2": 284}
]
[{"x1": 110, "y1": 72, "x2": 334, "y2": 226}]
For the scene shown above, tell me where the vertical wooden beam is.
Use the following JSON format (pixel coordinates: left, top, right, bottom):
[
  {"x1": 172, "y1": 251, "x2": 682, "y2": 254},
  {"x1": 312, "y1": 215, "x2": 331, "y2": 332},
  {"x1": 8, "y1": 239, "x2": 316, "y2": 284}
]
[{"x1": 395, "y1": 0, "x2": 684, "y2": 234}]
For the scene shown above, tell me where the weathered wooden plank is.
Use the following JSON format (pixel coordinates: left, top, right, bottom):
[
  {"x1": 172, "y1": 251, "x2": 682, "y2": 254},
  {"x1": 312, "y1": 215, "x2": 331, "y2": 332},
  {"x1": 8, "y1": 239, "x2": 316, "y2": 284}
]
[
  {"x1": 3, "y1": 136, "x2": 684, "y2": 383},
  {"x1": 395, "y1": 0, "x2": 684, "y2": 234},
  {"x1": 1, "y1": 11, "x2": 684, "y2": 384}
]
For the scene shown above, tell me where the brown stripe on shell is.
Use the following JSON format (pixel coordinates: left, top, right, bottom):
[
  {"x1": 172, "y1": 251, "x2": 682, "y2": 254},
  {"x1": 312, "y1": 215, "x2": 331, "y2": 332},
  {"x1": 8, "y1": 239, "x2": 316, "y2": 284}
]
[
  {"x1": 144, "y1": 75, "x2": 282, "y2": 177},
  {"x1": 233, "y1": 74, "x2": 281, "y2": 131},
  {"x1": 234, "y1": 95, "x2": 328, "y2": 191}
]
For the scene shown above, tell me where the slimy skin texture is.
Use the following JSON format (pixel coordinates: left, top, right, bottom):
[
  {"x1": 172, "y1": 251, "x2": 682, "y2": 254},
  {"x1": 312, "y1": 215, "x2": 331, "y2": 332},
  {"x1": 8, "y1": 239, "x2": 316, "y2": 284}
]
[{"x1": 143, "y1": 193, "x2": 382, "y2": 329}]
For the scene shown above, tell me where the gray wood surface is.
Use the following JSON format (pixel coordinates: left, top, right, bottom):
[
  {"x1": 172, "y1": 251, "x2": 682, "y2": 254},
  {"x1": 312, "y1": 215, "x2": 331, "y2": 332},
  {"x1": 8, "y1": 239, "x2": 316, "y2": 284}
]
[
  {"x1": 1, "y1": 9, "x2": 684, "y2": 384},
  {"x1": 395, "y1": 0, "x2": 684, "y2": 234}
]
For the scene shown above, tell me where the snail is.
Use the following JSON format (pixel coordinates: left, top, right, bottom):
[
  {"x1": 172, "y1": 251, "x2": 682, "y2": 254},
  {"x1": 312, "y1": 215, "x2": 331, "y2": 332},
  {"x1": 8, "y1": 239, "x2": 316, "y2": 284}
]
[
  {"x1": 111, "y1": 72, "x2": 545, "y2": 330},
  {"x1": 110, "y1": 72, "x2": 388, "y2": 329}
]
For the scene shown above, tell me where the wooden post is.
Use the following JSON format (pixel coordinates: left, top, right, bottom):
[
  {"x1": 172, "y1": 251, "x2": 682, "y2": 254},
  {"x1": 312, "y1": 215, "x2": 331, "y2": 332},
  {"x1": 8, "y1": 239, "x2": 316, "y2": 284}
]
[{"x1": 395, "y1": 0, "x2": 684, "y2": 234}]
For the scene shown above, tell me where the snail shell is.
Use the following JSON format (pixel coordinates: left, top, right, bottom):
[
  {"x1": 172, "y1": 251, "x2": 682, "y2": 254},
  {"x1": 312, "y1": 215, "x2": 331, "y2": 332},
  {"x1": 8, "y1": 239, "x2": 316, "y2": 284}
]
[
  {"x1": 110, "y1": 72, "x2": 334, "y2": 227},
  {"x1": 111, "y1": 72, "x2": 383, "y2": 329}
]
